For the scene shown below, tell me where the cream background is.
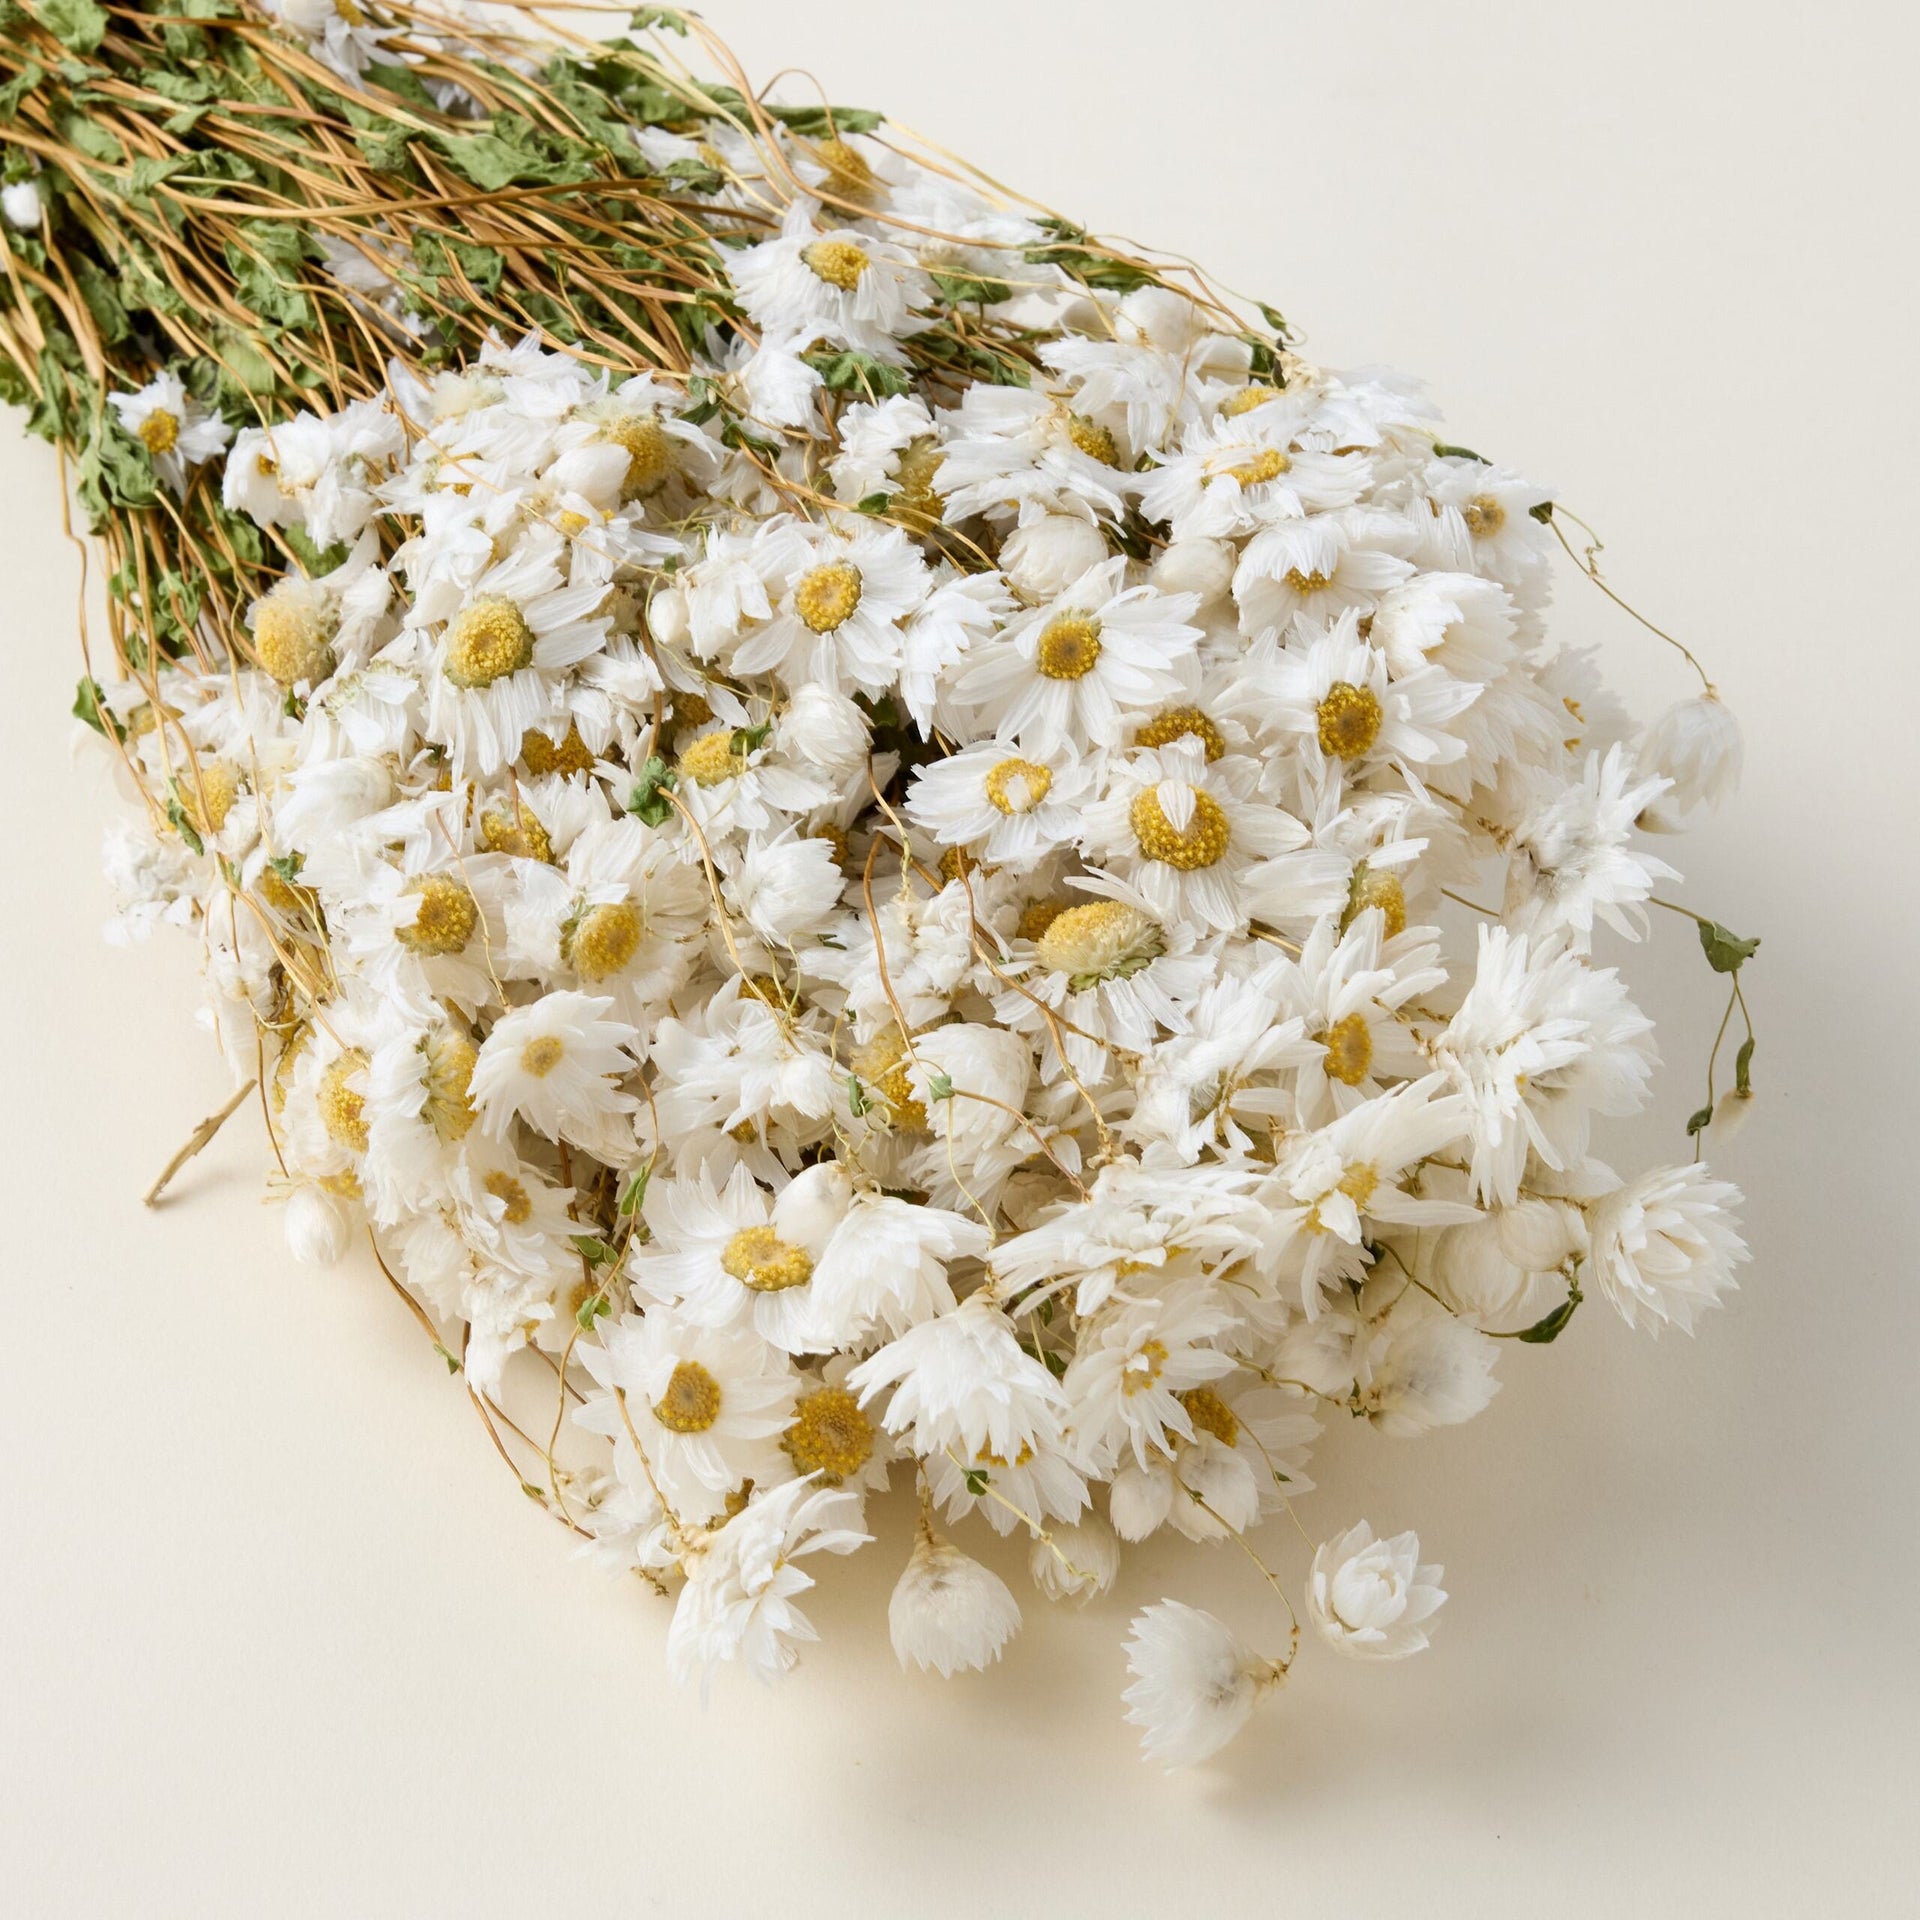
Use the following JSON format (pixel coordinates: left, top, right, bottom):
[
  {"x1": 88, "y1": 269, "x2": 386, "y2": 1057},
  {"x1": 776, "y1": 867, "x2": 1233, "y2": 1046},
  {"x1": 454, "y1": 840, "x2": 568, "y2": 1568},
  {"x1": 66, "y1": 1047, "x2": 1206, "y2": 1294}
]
[{"x1": 1, "y1": 2, "x2": 1913, "y2": 1912}]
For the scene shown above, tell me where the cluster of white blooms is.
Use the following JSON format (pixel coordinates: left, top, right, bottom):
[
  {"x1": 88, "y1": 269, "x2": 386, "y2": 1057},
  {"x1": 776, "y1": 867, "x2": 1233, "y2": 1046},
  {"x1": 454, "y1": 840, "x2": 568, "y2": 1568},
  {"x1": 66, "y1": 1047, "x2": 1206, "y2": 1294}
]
[{"x1": 86, "y1": 109, "x2": 1750, "y2": 1767}]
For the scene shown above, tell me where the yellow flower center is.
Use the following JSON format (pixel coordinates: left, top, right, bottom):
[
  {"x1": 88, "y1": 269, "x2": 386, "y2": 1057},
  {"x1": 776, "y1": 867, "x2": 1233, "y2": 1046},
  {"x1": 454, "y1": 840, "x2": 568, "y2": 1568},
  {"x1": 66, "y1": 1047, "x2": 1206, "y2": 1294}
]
[
  {"x1": 652, "y1": 1359, "x2": 723, "y2": 1434},
  {"x1": 783, "y1": 1386, "x2": 874, "y2": 1481},
  {"x1": 1342, "y1": 864, "x2": 1408, "y2": 938},
  {"x1": 1066, "y1": 412, "x2": 1119, "y2": 465},
  {"x1": 318, "y1": 1049, "x2": 370, "y2": 1154},
  {"x1": 397, "y1": 873, "x2": 478, "y2": 957},
  {"x1": 1035, "y1": 613, "x2": 1103, "y2": 681},
  {"x1": 445, "y1": 596, "x2": 536, "y2": 689},
  {"x1": 1134, "y1": 706, "x2": 1224, "y2": 761},
  {"x1": 520, "y1": 723, "x2": 597, "y2": 778},
  {"x1": 812, "y1": 137, "x2": 875, "y2": 198},
  {"x1": 720, "y1": 1225, "x2": 815, "y2": 1294},
  {"x1": 675, "y1": 729, "x2": 744, "y2": 786},
  {"x1": 851, "y1": 1027, "x2": 926, "y2": 1130},
  {"x1": 186, "y1": 763, "x2": 240, "y2": 837},
  {"x1": 1016, "y1": 897, "x2": 1069, "y2": 942},
  {"x1": 423, "y1": 1028, "x2": 478, "y2": 1142},
  {"x1": 1122, "y1": 1336, "x2": 1170, "y2": 1397},
  {"x1": 1035, "y1": 899, "x2": 1165, "y2": 987},
  {"x1": 1283, "y1": 567, "x2": 1336, "y2": 595},
  {"x1": 1463, "y1": 493, "x2": 1506, "y2": 538},
  {"x1": 1179, "y1": 1385, "x2": 1239, "y2": 1447},
  {"x1": 484, "y1": 1169, "x2": 532, "y2": 1224},
  {"x1": 478, "y1": 802, "x2": 554, "y2": 864},
  {"x1": 813, "y1": 821, "x2": 852, "y2": 871},
  {"x1": 566, "y1": 900, "x2": 643, "y2": 982},
  {"x1": 137, "y1": 408, "x2": 180, "y2": 456},
  {"x1": 1221, "y1": 384, "x2": 1280, "y2": 418},
  {"x1": 1129, "y1": 786, "x2": 1231, "y2": 870},
  {"x1": 1339, "y1": 1163, "x2": 1379, "y2": 1210},
  {"x1": 251, "y1": 586, "x2": 338, "y2": 687},
  {"x1": 1319, "y1": 1012, "x2": 1374, "y2": 1087},
  {"x1": 601, "y1": 413, "x2": 676, "y2": 497},
  {"x1": 1216, "y1": 446, "x2": 1290, "y2": 488},
  {"x1": 519, "y1": 1034, "x2": 565, "y2": 1078},
  {"x1": 793, "y1": 561, "x2": 864, "y2": 634},
  {"x1": 983, "y1": 757, "x2": 1053, "y2": 816},
  {"x1": 1316, "y1": 681, "x2": 1383, "y2": 759},
  {"x1": 802, "y1": 238, "x2": 869, "y2": 290},
  {"x1": 893, "y1": 434, "x2": 946, "y2": 506}
]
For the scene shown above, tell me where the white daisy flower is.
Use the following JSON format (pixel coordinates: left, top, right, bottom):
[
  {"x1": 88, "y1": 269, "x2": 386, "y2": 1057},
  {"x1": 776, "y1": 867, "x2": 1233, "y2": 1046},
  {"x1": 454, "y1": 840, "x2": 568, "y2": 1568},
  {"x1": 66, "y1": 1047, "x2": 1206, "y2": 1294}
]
[
  {"x1": 726, "y1": 198, "x2": 930, "y2": 360},
  {"x1": 729, "y1": 517, "x2": 931, "y2": 696},
  {"x1": 889, "y1": 1529, "x2": 1023, "y2": 1676},
  {"x1": 1079, "y1": 738, "x2": 1314, "y2": 935},
  {"x1": 1232, "y1": 508, "x2": 1416, "y2": 637},
  {"x1": 108, "y1": 371, "x2": 231, "y2": 495},
  {"x1": 1307, "y1": 1521, "x2": 1447, "y2": 1661},
  {"x1": 905, "y1": 736, "x2": 1096, "y2": 869},
  {"x1": 953, "y1": 559, "x2": 1201, "y2": 752},
  {"x1": 634, "y1": 1160, "x2": 851, "y2": 1355},
  {"x1": 1122, "y1": 1600, "x2": 1275, "y2": 1769},
  {"x1": 576, "y1": 1308, "x2": 798, "y2": 1526},
  {"x1": 420, "y1": 537, "x2": 611, "y2": 778},
  {"x1": 666, "y1": 1477, "x2": 869, "y2": 1695},
  {"x1": 470, "y1": 989, "x2": 640, "y2": 1155},
  {"x1": 1587, "y1": 1161, "x2": 1748, "y2": 1335}
]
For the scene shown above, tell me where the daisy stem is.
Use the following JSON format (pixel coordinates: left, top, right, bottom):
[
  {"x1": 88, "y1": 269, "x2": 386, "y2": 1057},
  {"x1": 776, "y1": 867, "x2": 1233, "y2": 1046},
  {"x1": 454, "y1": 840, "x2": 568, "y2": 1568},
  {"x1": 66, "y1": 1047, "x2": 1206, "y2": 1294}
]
[
  {"x1": 1549, "y1": 510, "x2": 1713, "y2": 693},
  {"x1": 142, "y1": 1079, "x2": 256, "y2": 1207}
]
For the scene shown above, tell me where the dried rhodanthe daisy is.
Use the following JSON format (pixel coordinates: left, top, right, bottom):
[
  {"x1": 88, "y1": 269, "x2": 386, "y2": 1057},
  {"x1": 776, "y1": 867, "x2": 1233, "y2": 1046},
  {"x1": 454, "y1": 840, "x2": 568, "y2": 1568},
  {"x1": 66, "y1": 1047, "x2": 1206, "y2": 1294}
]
[{"x1": 3, "y1": 0, "x2": 1759, "y2": 1769}]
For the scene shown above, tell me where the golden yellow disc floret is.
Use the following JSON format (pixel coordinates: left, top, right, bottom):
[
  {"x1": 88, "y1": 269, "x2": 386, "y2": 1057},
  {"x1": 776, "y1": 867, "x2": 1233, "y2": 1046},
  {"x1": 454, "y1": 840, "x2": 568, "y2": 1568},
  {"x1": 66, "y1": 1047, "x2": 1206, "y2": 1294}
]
[
  {"x1": 1283, "y1": 566, "x2": 1336, "y2": 596},
  {"x1": 653, "y1": 1359, "x2": 723, "y2": 1434},
  {"x1": 720, "y1": 1225, "x2": 814, "y2": 1294},
  {"x1": 1035, "y1": 899, "x2": 1165, "y2": 986},
  {"x1": 318, "y1": 1049, "x2": 370, "y2": 1154},
  {"x1": 1218, "y1": 446, "x2": 1290, "y2": 488},
  {"x1": 983, "y1": 757, "x2": 1053, "y2": 816},
  {"x1": 851, "y1": 1026, "x2": 927, "y2": 1130},
  {"x1": 1342, "y1": 864, "x2": 1408, "y2": 938},
  {"x1": 1316, "y1": 681, "x2": 1384, "y2": 760},
  {"x1": 783, "y1": 1386, "x2": 874, "y2": 1481},
  {"x1": 484, "y1": 1169, "x2": 532, "y2": 1224},
  {"x1": 802, "y1": 238, "x2": 869, "y2": 290},
  {"x1": 1463, "y1": 493, "x2": 1507, "y2": 538},
  {"x1": 1179, "y1": 1385, "x2": 1240, "y2": 1447},
  {"x1": 478, "y1": 802, "x2": 554, "y2": 863},
  {"x1": 1129, "y1": 786, "x2": 1231, "y2": 870},
  {"x1": 1035, "y1": 613, "x2": 1103, "y2": 681},
  {"x1": 1134, "y1": 706, "x2": 1224, "y2": 762},
  {"x1": 1221, "y1": 384, "x2": 1280, "y2": 418},
  {"x1": 1066, "y1": 412, "x2": 1119, "y2": 465},
  {"x1": 396, "y1": 873, "x2": 478, "y2": 957},
  {"x1": 811, "y1": 137, "x2": 876, "y2": 199},
  {"x1": 519, "y1": 723, "x2": 597, "y2": 778},
  {"x1": 1319, "y1": 1011, "x2": 1375, "y2": 1087},
  {"x1": 793, "y1": 561, "x2": 864, "y2": 635},
  {"x1": 445, "y1": 596, "x2": 536, "y2": 689},
  {"x1": 423, "y1": 1027, "x2": 478, "y2": 1142},
  {"x1": 519, "y1": 1035, "x2": 565, "y2": 1079},
  {"x1": 676, "y1": 729, "x2": 744, "y2": 787},
  {"x1": 251, "y1": 585, "x2": 339, "y2": 687},
  {"x1": 601, "y1": 412, "x2": 677, "y2": 497},
  {"x1": 1016, "y1": 897, "x2": 1069, "y2": 942},
  {"x1": 566, "y1": 901, "x2": 642, "y2": 982},
  {"x1": 185, "y1": 763, "x2": 240, "y2": 837},
  {"x1": 136, "y1": 409, "x2": 180, "y2": 455}
]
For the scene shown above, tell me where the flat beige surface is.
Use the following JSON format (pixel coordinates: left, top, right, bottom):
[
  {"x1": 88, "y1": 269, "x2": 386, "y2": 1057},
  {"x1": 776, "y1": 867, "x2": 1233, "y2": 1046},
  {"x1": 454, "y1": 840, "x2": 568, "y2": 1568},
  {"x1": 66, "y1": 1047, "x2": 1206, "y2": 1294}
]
[{"x1": 1, "y1": 3, "x2": 1913, "y2": 1913}]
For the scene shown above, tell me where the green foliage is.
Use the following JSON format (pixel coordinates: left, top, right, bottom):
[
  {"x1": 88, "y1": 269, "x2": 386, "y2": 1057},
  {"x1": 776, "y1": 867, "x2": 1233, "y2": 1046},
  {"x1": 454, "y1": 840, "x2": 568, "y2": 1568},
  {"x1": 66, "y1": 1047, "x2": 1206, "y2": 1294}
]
[
  {"x1": 1697, "y1": 919, "x2": 1761, "y2": 974},
  {"x1": 30, "y1": 0, "x2": 107, "y2": 55}
]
